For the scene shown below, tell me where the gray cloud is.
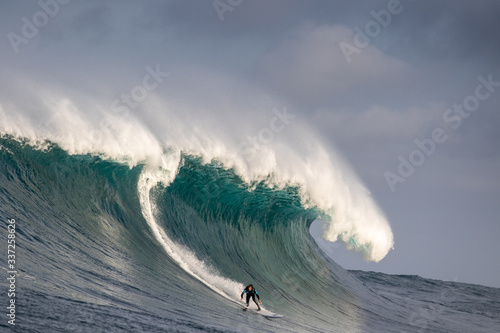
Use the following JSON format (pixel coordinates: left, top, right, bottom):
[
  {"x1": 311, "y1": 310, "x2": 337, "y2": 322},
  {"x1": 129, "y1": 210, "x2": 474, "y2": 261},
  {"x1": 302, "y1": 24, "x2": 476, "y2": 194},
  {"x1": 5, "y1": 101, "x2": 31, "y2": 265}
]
[{"x1": 253, "y1": 24, "x2": 412, "y2": 108}]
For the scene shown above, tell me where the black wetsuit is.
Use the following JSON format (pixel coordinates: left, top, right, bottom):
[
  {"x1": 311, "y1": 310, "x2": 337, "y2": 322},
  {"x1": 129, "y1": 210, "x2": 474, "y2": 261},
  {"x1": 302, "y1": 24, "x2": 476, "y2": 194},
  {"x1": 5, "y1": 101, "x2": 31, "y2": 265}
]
[{"x1": 241, "y1": 285, "x2": 261, "y2": 308}]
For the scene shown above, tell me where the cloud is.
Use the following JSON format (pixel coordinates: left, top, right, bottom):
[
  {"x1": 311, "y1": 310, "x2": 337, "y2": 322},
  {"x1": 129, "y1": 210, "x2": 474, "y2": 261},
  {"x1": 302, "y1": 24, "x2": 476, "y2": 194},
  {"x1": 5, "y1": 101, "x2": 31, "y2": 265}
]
[
  {"x1": 253, "y1": 24, "x2": 411, "y2": 108},
  {"x1": 381, "y1": 0, "x2": 500, "y2": 66},
  {"x1": 313, "y1": 104, "x2": 445, "y2": 145}
]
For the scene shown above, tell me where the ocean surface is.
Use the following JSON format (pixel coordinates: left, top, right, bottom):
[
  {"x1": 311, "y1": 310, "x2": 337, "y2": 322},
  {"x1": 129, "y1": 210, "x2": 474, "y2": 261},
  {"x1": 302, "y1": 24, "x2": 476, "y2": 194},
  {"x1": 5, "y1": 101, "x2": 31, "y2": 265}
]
[{"x1": 1, "y1": 136, "x2": 499, "y2": 332}]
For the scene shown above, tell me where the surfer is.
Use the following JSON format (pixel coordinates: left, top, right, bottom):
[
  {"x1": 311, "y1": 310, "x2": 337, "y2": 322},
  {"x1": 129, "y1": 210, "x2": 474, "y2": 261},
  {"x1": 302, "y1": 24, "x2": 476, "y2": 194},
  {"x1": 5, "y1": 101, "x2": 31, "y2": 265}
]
[{"x1": 241, "y1": 284, "x2": 262, "y2": 310}]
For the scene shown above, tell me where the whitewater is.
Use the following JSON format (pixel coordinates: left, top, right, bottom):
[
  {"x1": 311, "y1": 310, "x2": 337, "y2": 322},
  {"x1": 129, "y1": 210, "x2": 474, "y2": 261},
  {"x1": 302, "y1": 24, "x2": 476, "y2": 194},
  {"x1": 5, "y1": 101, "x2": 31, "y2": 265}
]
[{"x1": 0, "y1": 76, "x2": 499, "y2": 332}]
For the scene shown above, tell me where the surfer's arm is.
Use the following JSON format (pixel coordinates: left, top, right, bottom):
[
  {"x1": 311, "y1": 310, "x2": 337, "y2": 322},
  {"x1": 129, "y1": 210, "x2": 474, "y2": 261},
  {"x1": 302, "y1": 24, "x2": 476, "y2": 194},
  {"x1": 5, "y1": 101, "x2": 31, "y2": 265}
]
[{"x1": 240, "y1": 290, "x2": 246, "y2": 299}]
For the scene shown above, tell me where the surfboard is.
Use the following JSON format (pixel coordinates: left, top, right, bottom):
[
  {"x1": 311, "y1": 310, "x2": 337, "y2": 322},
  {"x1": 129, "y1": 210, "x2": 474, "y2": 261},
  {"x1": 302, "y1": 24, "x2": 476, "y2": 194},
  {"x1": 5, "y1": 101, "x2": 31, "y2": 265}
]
[{"x1": 239, "y1": 301, "x2": 283, "y2": 318}]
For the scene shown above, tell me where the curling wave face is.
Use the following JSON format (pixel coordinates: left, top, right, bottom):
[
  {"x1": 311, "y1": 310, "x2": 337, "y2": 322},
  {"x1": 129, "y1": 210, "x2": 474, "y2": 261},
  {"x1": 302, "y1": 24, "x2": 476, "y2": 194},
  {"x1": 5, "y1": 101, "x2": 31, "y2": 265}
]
[
  {"x1": 1, "y1": 137, "x2": 498, "y2": 333},
  {"x1": 0, "y1": 137, "x2": 368, "y2": 332}
]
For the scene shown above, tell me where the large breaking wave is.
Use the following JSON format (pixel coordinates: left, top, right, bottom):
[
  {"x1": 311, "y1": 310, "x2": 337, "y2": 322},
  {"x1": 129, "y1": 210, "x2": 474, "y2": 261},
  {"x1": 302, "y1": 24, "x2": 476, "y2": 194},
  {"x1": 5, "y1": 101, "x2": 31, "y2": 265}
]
[{"x1": 0, "y1": 74, "x2": 396, "y2": 332}]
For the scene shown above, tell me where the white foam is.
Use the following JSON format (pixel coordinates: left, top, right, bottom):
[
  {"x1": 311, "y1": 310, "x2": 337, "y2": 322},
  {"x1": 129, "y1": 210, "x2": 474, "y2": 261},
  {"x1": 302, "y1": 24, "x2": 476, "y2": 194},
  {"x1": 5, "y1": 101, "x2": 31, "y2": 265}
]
[
  {"x1": 137, "y1": 161, "x2": 245, "y2": 301},
  {"x1": 0, "y1": 69, "x2": 393, "y2": 262}
]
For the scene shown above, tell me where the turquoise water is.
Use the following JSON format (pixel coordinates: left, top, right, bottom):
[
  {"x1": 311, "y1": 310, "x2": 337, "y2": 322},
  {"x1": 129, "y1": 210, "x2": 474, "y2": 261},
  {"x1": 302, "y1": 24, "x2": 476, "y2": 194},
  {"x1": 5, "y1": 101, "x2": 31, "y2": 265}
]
[{"x1": 0, "y1": 137, "x2": 498, "y2": 332}]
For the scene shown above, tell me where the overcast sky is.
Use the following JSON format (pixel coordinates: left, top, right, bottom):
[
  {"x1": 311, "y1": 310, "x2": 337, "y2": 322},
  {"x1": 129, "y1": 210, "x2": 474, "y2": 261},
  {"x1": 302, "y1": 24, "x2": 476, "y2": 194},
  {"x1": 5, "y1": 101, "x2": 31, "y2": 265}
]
[{"x1": 1, "y1": 0, "x2": 499, "y2": 288}]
